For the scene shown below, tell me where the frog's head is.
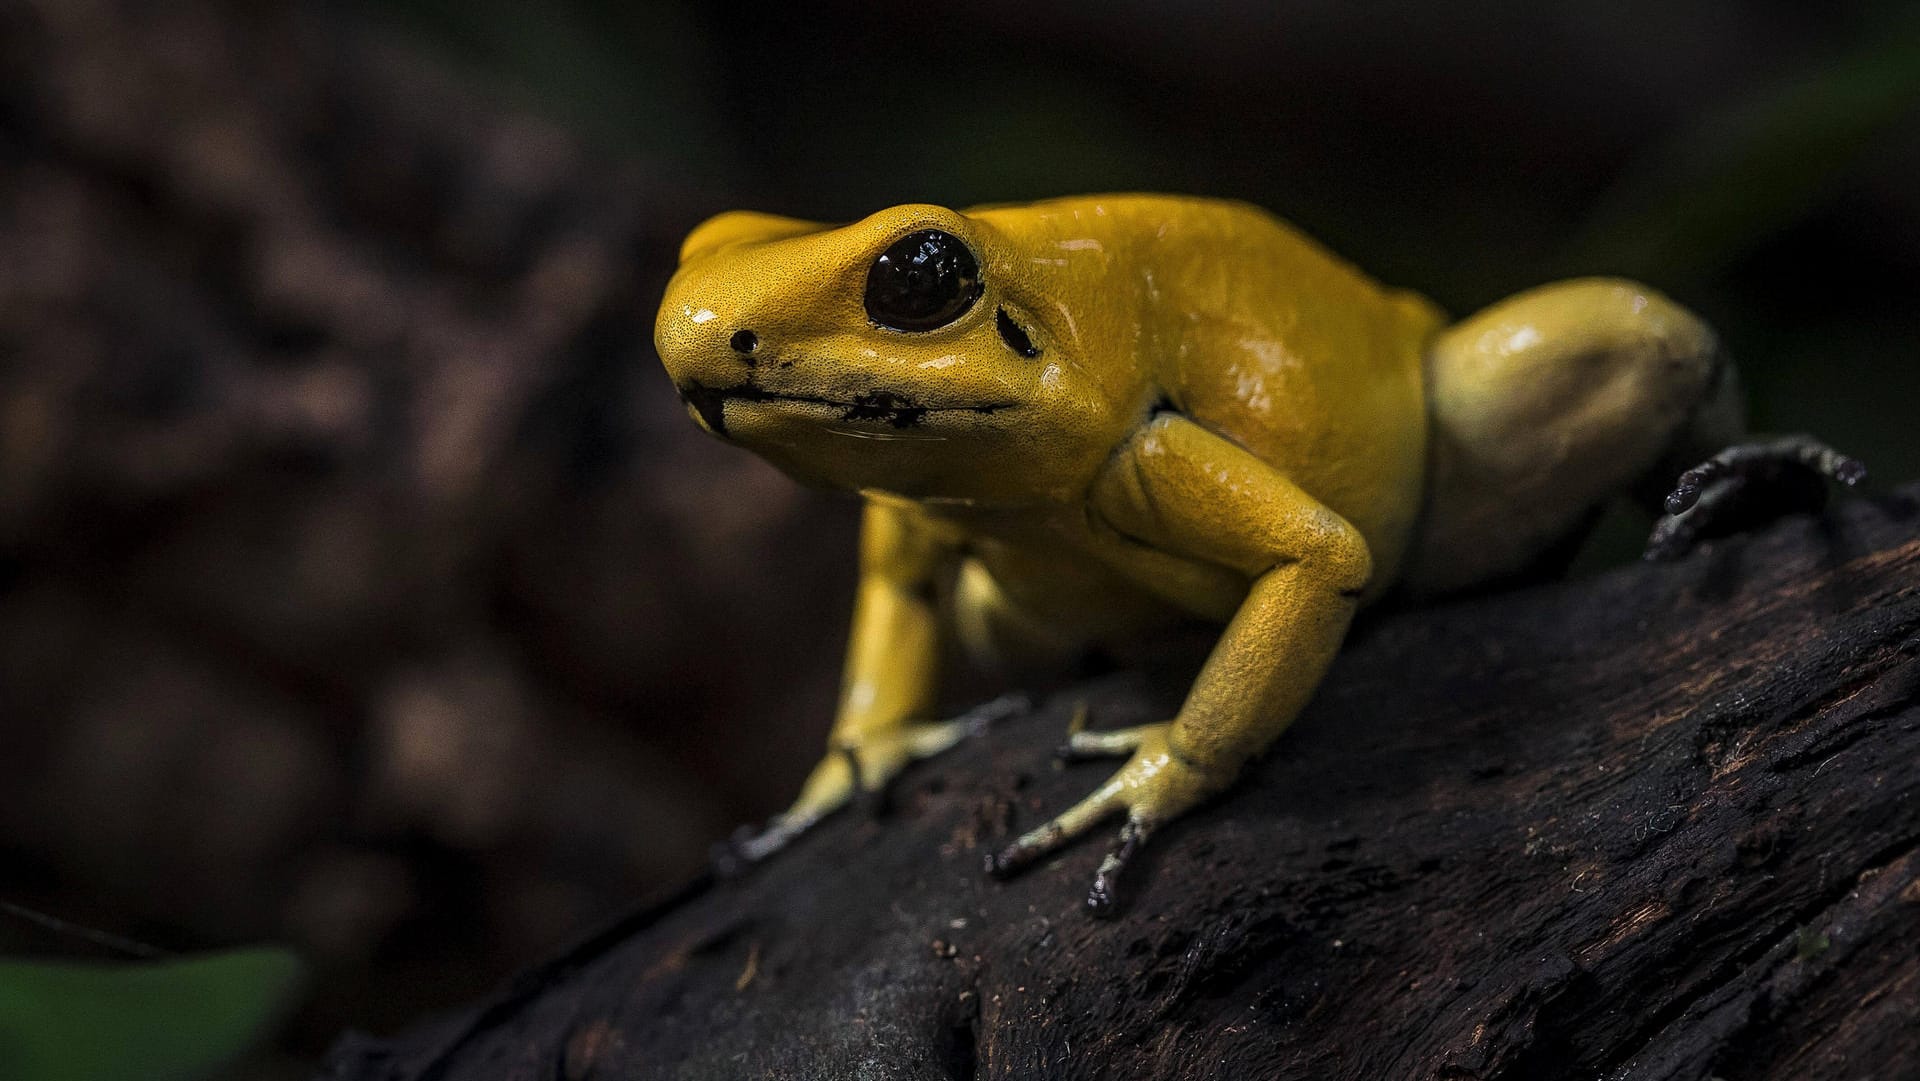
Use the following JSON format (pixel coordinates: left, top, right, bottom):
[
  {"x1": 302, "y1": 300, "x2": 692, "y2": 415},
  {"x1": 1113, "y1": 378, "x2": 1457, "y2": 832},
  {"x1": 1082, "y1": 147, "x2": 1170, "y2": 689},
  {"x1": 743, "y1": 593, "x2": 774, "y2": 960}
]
[{"x1": 655, "y1": 203, "x2": 1142, "y2": 504}]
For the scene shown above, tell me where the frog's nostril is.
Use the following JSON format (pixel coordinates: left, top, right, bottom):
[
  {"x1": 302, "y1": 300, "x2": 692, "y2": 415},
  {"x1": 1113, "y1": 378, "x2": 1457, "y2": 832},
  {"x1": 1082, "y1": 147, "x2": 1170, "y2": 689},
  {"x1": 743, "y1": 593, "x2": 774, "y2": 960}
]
[{"x1": 729, "y1": 329, "x2": 759, "y2": 355}]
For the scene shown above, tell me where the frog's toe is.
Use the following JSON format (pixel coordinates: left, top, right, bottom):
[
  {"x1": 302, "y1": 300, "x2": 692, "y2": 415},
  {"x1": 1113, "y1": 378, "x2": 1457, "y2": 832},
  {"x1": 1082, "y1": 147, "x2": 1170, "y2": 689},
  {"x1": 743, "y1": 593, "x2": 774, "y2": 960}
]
[
  {"x1": 711, "y1": 810, "x2": 822, "y2": 875},
  {"x1": 983, "y1": 776, "x2": 1127, "y2": 882},
  {"x1": 1647, "y1": 434, "x2": 1865, "y2": 561},
  {"x1": 911, "y1": 692, "x2": 1032, "y2": 755},
  {"x1": 1059, "y1": 720, "x2": 1173, "y2": 761},
  {"x1": 866, "y1": 694, "x2": 1033, "y2": 812},
  {"x1": 898, "y1": 714, "x2": 982, "y2": 760},
  {"x1": 985, "y1": 799, "x2": 1163, "y2": 918},
  {"x1": 1049, "y1": 701, "x2": 1169, "y2": 761},
  {"x1": 720, "y1": 695, "x2": 1035, "y2": 874},
  {"x1": 1085, "y1": 816, "x2": 1153, "y2": 917}
]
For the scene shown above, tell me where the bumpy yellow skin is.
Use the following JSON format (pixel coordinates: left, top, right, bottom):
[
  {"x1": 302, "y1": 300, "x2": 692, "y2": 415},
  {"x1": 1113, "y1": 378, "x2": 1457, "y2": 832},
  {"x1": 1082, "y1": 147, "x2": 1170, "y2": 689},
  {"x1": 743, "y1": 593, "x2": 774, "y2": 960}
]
[{"x1": 655, "y1": 195, "x2": 1739, "y2": 902}]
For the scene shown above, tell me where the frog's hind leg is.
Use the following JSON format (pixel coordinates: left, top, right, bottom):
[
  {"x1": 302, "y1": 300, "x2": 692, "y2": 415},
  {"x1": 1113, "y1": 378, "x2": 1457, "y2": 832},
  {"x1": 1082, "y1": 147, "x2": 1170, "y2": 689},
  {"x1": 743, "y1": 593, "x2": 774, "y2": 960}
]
[
  {"x1": 1403, "y1": 277, "x2": 1743, "y2": 595},
  {"x1": 1404, "y1": 277, "x2": 1863, "y2": 593}
]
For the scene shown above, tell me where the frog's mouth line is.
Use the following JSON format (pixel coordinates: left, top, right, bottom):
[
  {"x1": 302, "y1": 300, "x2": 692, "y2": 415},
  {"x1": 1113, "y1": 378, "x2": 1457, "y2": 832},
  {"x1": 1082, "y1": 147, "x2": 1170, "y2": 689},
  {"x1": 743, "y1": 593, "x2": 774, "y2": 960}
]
[{"x1": 678, "y1": 381, "x2": 1016, "y2": 436}]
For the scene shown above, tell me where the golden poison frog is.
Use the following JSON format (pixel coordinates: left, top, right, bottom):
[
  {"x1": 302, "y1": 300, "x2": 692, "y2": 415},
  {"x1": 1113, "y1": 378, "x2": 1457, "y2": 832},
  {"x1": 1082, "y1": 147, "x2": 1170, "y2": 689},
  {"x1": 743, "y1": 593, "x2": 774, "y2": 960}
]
[{"x1": 654, "y1": 195, "x2": 1862, "y2": 914}]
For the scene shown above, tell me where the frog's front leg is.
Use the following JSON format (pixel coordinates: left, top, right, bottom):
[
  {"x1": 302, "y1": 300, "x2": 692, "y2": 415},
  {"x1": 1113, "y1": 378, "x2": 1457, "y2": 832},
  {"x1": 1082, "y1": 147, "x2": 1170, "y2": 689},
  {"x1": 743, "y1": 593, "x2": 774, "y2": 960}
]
[
  {"x1": 986, "y1": 415, "x2": 1373, "y2": 914},
  {"x1": 723, "y1": 499, "x2": 974, "y2": 866}
]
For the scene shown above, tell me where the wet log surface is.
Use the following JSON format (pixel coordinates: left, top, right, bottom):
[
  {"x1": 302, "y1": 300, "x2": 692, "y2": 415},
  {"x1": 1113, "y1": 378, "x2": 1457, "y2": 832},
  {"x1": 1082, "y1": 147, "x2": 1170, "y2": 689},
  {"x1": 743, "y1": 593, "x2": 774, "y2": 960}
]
[{"x1": 323, "y1": 488, "x2": 1920, "y2": 1081}]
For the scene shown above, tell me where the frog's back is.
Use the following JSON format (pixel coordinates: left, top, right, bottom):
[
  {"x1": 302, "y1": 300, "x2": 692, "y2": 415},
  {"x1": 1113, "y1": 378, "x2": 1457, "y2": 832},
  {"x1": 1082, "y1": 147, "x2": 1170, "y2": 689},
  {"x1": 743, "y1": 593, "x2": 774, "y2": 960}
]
[{"x1": 1072, "y1": 195, "x2": 1443, "y2": 586}]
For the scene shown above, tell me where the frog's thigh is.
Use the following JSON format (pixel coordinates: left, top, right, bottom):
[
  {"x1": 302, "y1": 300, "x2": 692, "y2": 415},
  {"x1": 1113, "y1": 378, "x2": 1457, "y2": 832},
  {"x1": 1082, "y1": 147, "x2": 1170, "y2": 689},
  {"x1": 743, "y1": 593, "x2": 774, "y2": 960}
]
[{"x1": 1405, "y1": 276, "x2": 1744, "y2": 594}]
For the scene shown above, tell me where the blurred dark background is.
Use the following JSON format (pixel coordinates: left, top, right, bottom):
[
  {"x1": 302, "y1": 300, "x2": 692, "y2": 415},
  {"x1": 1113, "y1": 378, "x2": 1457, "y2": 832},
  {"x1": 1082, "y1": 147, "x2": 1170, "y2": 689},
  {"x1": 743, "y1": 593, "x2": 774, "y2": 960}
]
[{"x1": 0, "y1": 0, "x2": 1915, "y2": 1074}]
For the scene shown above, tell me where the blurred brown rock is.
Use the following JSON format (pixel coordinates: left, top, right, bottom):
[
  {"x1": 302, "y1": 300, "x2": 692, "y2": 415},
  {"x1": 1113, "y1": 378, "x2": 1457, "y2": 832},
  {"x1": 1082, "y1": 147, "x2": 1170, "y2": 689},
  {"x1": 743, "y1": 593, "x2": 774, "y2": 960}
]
[{"x1": 0, "y1": 0, "x2": 853, "y2": 1049}]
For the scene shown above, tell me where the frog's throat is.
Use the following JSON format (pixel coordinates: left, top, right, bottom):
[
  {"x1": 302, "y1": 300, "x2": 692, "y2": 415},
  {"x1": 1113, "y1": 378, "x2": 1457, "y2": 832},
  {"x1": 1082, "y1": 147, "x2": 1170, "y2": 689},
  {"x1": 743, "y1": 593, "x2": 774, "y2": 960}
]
[{"x1": 677, "y1": 380, "x2": 1017, "y2": 436}]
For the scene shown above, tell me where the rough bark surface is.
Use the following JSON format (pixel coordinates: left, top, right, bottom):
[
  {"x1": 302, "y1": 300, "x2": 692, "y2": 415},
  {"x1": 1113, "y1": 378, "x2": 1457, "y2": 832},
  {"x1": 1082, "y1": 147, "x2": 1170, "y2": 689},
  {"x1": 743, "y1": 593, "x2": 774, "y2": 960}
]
[{"x1": 322, "y1": 489, "x2": 1920, "y2": 1081}]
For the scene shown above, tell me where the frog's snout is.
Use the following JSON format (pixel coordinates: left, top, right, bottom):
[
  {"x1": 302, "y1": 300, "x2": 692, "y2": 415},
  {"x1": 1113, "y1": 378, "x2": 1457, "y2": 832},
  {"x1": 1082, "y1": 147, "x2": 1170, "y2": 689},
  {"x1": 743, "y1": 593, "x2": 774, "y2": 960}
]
[
  {"x1": 697, "y1": 328, "x2": 759, "y2": 421},
  {"x1": 654, "y1": 294, "x2": 760, "y2": 386},
  {"x1": 654, "y1": 300, "x2": 774, "y2": 437}
]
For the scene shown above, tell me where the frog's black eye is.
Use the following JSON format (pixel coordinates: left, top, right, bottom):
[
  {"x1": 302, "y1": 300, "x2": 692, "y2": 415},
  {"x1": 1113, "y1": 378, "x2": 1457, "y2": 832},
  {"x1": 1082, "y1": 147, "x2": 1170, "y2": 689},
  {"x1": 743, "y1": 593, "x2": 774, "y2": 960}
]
[{"x1": 863, "y1": 229, "x2": 983, "y2": 332}]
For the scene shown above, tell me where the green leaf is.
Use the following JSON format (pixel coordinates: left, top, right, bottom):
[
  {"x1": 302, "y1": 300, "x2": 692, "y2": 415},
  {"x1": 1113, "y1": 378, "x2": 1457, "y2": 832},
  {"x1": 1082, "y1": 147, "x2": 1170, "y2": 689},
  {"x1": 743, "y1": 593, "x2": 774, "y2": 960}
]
[{"x1": 0, "y1": 948, "x2": 305, "y2": 1081}]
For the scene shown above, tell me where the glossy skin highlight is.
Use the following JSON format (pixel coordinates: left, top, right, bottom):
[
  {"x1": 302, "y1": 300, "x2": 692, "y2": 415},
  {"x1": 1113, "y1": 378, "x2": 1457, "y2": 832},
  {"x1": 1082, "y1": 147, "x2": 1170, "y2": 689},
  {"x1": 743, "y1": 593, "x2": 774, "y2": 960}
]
[{"x1": 654, "y1": 194, "x2": 1771, "y2": 911}]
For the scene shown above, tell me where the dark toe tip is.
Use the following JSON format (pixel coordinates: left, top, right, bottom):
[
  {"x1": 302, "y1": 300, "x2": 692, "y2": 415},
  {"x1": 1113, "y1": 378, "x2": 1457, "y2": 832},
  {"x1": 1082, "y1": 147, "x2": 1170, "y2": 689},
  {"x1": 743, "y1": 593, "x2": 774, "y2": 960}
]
[
  {"x1": 1836, "y1": 458, "x2": 1867, "y2": 485},
  {"x1": 983, "y1": 851, "x2": 1013, "y2": 879},
  {"x1": 1085, "y1": 885, "x2": 1119, "y2": 918}
]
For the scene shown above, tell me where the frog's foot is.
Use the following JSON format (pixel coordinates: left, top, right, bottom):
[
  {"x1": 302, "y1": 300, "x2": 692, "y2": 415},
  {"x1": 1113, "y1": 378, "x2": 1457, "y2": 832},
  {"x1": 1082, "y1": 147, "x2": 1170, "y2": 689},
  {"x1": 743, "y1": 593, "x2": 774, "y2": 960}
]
[
  {"x1": 712, "y1": 694, "x2": 1029, "y2": 875},
  {"x1": 986, "y1": 721, "x2": 1228, "y2": 917},
  {"x1": 1646, "y1": 435, "x2": 1866, "y2": 561}
]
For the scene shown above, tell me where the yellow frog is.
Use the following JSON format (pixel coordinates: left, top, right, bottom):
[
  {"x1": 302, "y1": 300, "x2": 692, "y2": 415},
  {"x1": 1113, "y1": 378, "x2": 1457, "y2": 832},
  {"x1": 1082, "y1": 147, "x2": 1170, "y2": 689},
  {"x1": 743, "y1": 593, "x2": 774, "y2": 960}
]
[{"x1": 653, "y1": 195, "x2": 1861, "y2": 913}]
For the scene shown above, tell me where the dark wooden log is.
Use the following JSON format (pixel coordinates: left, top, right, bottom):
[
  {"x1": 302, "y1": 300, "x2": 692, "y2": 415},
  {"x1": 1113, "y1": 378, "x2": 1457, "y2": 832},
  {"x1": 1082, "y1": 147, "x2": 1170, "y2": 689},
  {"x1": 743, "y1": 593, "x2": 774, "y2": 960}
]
[{"x1": 321, "y1": 487, "x2": 1920, "y2": 1081}]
